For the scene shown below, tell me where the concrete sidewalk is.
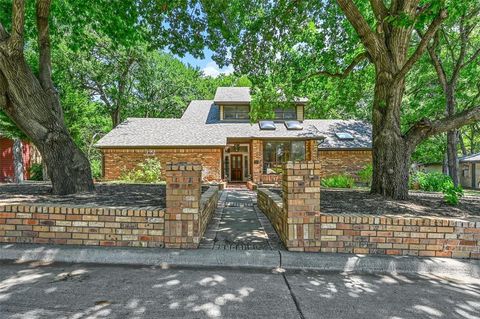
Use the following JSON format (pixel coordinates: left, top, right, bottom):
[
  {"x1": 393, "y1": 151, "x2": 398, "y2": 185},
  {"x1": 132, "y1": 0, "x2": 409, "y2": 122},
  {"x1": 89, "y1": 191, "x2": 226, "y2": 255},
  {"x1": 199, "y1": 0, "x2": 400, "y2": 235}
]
[{"x1": 1, "y1": 244, "x2": 479, "y2": 278}]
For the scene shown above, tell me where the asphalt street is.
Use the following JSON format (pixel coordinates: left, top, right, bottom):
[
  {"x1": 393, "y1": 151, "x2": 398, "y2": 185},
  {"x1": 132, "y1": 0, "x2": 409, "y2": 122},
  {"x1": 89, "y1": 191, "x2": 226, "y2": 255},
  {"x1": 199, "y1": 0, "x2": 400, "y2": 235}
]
[{"x1": 0, "y1": 261, "x2": 478, "y2": 319}]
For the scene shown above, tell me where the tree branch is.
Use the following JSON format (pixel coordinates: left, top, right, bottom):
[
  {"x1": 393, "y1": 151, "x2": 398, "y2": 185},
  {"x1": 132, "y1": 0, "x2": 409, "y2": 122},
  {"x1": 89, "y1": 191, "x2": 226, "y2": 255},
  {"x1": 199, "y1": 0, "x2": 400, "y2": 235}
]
[
  {"x1": 394, "y1": 9, "x2": 448, "y2": 84},
  {"x1": 451, "y1": 14, "x2": 468, "y2": 83},
  {"x1": 11, "y1": 0, "x2": 25, "y2": 53},
  {"x1": 405, "y1": 106, "x2": 480, "y2": 147},
  {"x1": 36, "y1": 0, "x2": 53, "y2": 91},
  {"x1": 462, "y1": 47, "x2": 480, "y2": 69},
  {"x1": 0, "y1": 22, "x2": 8, "y2": 41},
  {"x1": 420, "y1": 30, "x2": 447, "y2": 90},
  {"x1": 298, "y1": 52, "x2": 369, "y2": 82},
  {"x1": 369, "y1": 0, "x2": 388, "y2": 20},
  {"x1": 336, "y1": 0, "x2": 384, "y2": 59}
]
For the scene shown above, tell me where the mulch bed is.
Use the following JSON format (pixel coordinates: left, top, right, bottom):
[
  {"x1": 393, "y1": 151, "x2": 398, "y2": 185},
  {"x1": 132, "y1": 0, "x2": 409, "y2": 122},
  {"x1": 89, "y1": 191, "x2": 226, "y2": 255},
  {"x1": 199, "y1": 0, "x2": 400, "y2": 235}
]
[
  {"x1": 269, "y1": 188, "x2": 480, "y2": 219},
  {"x1": 0, "y1": 182, "x2": 168, "y2": 208}
]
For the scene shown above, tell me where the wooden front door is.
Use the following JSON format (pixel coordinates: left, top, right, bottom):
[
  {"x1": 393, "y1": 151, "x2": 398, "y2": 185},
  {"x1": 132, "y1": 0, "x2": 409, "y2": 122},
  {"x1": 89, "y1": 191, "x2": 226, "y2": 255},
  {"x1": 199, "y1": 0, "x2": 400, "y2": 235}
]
[{"x1": 231, "y1": 155, "x2": 243, "y2": 181}]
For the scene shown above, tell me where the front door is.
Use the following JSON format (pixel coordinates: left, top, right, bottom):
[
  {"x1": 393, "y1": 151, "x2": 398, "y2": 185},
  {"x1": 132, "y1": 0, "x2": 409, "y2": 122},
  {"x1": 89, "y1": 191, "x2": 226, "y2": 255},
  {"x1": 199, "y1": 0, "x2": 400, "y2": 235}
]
[{"x1": 231, "y1": 154, "x2": 243, "y2": 181}]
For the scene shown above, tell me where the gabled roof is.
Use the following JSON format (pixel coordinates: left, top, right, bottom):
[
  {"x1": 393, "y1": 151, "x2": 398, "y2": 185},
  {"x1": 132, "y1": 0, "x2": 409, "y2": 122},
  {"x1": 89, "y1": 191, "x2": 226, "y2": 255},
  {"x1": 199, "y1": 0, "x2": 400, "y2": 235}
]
[
  {"x1": 95, "y1": 100, "x2": 372, "y2": 149},
  {"x1": 214, "y1": 87, "x2": 251, "y2": 104},
  {"x1": 460, "y1": 153, "x2": 480, "y2": 163}
]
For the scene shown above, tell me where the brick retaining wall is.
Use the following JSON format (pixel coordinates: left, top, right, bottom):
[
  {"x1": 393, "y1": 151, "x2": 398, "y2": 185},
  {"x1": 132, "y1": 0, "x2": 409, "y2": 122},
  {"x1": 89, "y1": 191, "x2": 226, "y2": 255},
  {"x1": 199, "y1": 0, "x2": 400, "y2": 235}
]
[
  {"x1": 0, "y1": 163, "x2": 219, "y2": 249},
  {"x1": 257, "y1": 160, "x2": 480, "y2": 259},
  {"x1": 0, "y1": 204, "x2": 166, "y2": 247}
]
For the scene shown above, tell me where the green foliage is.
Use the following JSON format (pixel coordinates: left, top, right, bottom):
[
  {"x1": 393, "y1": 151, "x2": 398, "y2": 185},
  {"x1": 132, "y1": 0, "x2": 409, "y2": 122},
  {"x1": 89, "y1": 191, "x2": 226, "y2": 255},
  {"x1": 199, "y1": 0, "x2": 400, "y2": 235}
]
[
  {"x1": 120, "y1": 158, "x2": 163, "y2": 184},
  {"x1": 409, "y1": 172, "x2": 452, "y2": 192},
  {"x1": 357, "y1": 164, "x2": 373, "y2": 186},
  {"x1": 321, "y1": 174, "x2": 355, "y2": 189},
  {"x1": 410, "y1": 171, "x2": 464, "y2": 205},
  {"x1": 28, "y1": 164, "x2": 43, "y2": 181},
  {"x1": 442, "y1": 182, "x2": 464, "y2": 206},
  {"x1": 90, "y1": 159, "x2": 102, "y2": 180}
]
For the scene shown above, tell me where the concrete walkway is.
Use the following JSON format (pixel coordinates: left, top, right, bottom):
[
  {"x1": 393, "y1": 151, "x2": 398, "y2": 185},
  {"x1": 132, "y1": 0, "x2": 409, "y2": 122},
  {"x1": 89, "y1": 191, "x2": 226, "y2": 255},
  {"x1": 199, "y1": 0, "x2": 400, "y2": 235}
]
[{"x1": 200, "y1": 189, "x2": 283, "y2": 250}]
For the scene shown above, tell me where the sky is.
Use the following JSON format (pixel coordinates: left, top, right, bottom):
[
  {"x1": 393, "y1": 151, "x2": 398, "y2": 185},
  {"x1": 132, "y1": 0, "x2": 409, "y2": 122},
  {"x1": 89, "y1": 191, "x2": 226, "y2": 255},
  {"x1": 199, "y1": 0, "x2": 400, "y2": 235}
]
[{"x1": 178, "y1": 48, "x2": 234, "y2": 78}]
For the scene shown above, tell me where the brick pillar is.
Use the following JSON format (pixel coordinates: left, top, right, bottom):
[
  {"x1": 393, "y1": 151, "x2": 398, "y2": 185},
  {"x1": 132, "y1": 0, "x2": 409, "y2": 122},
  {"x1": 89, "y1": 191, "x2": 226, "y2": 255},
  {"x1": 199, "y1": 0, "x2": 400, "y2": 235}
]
[
  {"x1": 282, "y1": 161, "x2": 321, "y2": 251},
  {"x1": 164, "y1": 162, "x2": 202, "y2": 248}
]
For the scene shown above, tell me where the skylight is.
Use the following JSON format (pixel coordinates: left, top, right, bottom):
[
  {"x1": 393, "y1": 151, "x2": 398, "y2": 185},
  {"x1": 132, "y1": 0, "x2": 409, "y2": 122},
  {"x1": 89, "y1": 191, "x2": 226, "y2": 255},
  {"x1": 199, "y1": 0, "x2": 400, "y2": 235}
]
[
  {"x1": 259, "y1": 120, "x2": 276, "y2": 130},
  {"x1": 284, "y1": 120, "x2": 303, "y2": 130},
  {"x1": 335, "y1": 132, "x2": 354, "y2": 140}
]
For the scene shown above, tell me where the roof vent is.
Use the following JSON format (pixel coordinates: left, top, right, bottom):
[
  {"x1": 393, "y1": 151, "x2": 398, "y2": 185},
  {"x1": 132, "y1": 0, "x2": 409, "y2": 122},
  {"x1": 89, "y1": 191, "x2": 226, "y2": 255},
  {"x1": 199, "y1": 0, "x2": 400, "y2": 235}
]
[
  {"x1": 284, "y1": 120, "x2": 303, "y2": 130},
  {"x1": 335, "y1": 132, "x2": 354, "y2": 140},
  {"x1": 259, "y1": 120, "x2": 276, "y2": 130}
]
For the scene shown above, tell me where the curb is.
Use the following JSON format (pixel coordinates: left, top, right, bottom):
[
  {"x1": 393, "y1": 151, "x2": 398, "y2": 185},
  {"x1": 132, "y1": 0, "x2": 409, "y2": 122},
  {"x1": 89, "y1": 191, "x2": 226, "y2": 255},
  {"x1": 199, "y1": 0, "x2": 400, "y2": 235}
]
[{"x1": 1, "y1": 244, "x2": 479, "y2": 277}]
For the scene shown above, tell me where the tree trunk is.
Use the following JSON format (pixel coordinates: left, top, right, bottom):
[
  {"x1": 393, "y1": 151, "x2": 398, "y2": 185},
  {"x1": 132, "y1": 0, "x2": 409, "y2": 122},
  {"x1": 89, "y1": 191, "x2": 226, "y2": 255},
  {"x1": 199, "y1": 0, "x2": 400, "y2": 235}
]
[
  {"x1": 445, "y1": 87, "x2": 459, "y2": 186},
  {"x1": 111, "y1": 107, "x2": 121, "y2": 128},
  {"x1": 446, "y1": 129, "x2": 459, "y2": 186},
  {"x1": 0, "y1": 48, "x2": 93, "y2": 195},
  {"x1": 370, "y1": 68, "x2": 411, "y2": 200},
  {"x1": 458, "y1": 131, "x2": 467, "y2": 156},
  {"x1": 12, "y1": 138, "x2": 24, "y2": 183}
]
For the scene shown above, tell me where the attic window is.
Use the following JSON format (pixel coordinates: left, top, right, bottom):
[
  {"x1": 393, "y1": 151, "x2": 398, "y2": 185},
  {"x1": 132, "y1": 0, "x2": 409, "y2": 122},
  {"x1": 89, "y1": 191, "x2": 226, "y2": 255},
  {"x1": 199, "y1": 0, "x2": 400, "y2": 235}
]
[
  {"x1": 259, "y1": 120, "x2": 276, "y2": 130},
  {"x1": 284, "y1": 120, "x2": 303, "y2": 130},
  {"x1": 335, "y1": 132, "x2": 354, "y2": 140}
]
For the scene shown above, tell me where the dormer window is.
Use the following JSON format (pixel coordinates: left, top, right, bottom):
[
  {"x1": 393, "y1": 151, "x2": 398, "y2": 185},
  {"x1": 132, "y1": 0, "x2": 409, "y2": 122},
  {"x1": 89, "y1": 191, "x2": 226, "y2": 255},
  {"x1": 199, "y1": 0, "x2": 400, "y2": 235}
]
[
  {"x1": 223, "y1": 105, "x2": 250, "y2": 120},
  {"x1": 274, "y1": 108, "x2": 297, "y2": 120}
]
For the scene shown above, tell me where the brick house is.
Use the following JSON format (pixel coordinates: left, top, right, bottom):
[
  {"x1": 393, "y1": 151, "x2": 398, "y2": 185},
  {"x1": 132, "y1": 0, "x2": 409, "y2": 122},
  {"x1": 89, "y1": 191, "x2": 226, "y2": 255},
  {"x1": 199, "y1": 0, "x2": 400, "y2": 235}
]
[
  {"x1": 0, "y1": 137, "x2": 32, "y2": 182},
  {"x1": 460, "y1": 153, "x2": 480, "y2": 189},
  {"x1": 96, "y1": 87, "x2": 372, "y2": 184}
]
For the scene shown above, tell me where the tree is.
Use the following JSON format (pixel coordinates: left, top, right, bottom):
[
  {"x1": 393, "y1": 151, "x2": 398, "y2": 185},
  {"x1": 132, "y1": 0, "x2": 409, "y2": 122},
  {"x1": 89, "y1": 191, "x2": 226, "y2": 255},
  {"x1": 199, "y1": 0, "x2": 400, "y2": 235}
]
[
  {"x1": 0, "y1": 0, "x2": 93, "y2": 194},
  {"x1": 420, "y1": 2, "x2": 480, "y2": 185},
  {"x1": 198, "y1": 0, "x2": 480, "y2": 199}
]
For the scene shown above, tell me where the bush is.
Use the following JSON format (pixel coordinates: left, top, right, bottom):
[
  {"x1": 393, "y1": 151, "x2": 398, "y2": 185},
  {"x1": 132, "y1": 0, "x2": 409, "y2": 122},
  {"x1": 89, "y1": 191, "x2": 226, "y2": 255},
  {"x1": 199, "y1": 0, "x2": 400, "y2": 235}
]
[
  {"x1": 90, "y1": 158, "x2": 102, "y2": 179},
  {"x1": 410, "y1": 171, "x2": 464, "y2": 205},
  {"x1": 120, "y1": 158, "x2": 162, "y2": 183},
  {"x1": 321, "y1": 174, "x2": 355, "y2": 188},
  {"x1": 409, "y1": 171, "x2": 452, "y2": 192},
  {"x1": 357, "y1": 164, "x2": 373, "y2": 186},
  {"x1": 29, "y1": 163, "x2": 43, "y2": 181},
  {"x1": 442, "y1": 181, "x2": 464, "y2": 205}
]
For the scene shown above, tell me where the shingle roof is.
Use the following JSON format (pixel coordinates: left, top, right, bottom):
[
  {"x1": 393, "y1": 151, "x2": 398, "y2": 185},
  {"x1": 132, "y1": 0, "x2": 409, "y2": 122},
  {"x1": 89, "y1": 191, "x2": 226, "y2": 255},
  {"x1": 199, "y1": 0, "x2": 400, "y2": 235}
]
[
  {"x1": 214, "y1": 87, "x2": 251, "y2": 104},
  {"x1": 460, "y1": 153, "x2": 480, "y2": 163},
  {"x1": 306, "y1": 120, "x2": 372, "y2": 149},
  {"x1": 96, "y1": 100, "x2": 372, "y2": 149}
]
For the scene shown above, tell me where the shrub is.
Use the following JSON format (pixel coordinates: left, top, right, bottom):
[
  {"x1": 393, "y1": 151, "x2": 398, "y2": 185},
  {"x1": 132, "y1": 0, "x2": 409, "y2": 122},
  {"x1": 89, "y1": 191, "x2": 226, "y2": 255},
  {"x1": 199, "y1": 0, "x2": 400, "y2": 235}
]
[
  {"x1": 29, "y1": 163, "x2": 43, "y2": 181},
  {"x1": 120, "y1": 158, "x2": 162, "y2": 183},
  {"x1": 410, "y1": 171, "x2": 464, "y2": 205},
  {"x1": 409, "y1": 171, "x2": 452, "y2": 192},
  {"x1": 90, "y1": 158, "x2": 102, "y2": 179},
  {"x1": 321, "y1": 174, "x2": 355, "y2": 188},
  {"x1": 442, "y1": 181, "x2": 464, "y2": 205},
  {"x1": 357, "y1": 164, "x2": 373, "y2": 186}
]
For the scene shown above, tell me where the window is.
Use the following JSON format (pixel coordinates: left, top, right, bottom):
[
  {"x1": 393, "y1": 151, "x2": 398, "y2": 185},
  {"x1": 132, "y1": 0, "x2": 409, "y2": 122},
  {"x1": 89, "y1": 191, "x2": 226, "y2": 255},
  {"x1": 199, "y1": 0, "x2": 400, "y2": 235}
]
[
  {"x1": 274, "y1": 108, "x2": 297, "y2": 120},
  {"x1": 223, "y1": 105, "x2": 250, "y2": 120},
  {"x1": 263, "y1": 140, "x2": 306, "y2": 174}
]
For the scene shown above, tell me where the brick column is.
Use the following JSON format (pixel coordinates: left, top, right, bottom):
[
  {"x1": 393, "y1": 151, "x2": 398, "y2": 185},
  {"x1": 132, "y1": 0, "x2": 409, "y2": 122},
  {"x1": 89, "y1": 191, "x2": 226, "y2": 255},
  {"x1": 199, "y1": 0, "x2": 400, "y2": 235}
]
[
  {"x1": 282, "y1": 161, "x2": 321, "y2": 251},
  {"x1": 164, "y1": 162, "x2": 202, "y2": 248}
]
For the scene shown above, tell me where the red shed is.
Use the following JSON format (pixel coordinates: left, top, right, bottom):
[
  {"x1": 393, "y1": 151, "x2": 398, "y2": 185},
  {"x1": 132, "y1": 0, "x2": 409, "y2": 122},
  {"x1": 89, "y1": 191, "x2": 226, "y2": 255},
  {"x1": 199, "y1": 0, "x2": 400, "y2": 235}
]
[{"x1": 0, "y1": 137, "x2": 32, "y2": 182}]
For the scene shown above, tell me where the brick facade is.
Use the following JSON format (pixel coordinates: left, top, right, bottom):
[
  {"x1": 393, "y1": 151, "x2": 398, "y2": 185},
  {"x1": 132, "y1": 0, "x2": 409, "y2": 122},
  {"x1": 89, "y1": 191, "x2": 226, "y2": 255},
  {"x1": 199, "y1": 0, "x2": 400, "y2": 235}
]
[
  {"x1": 318, "y1": 149, "x2": 372, "y2": 178},
  {"x1": 101, "y1": 148, "x2": 222, "y2": 181},
  {"x1": 258, "y1": 160, "x2": 480, "y2": 259}
]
